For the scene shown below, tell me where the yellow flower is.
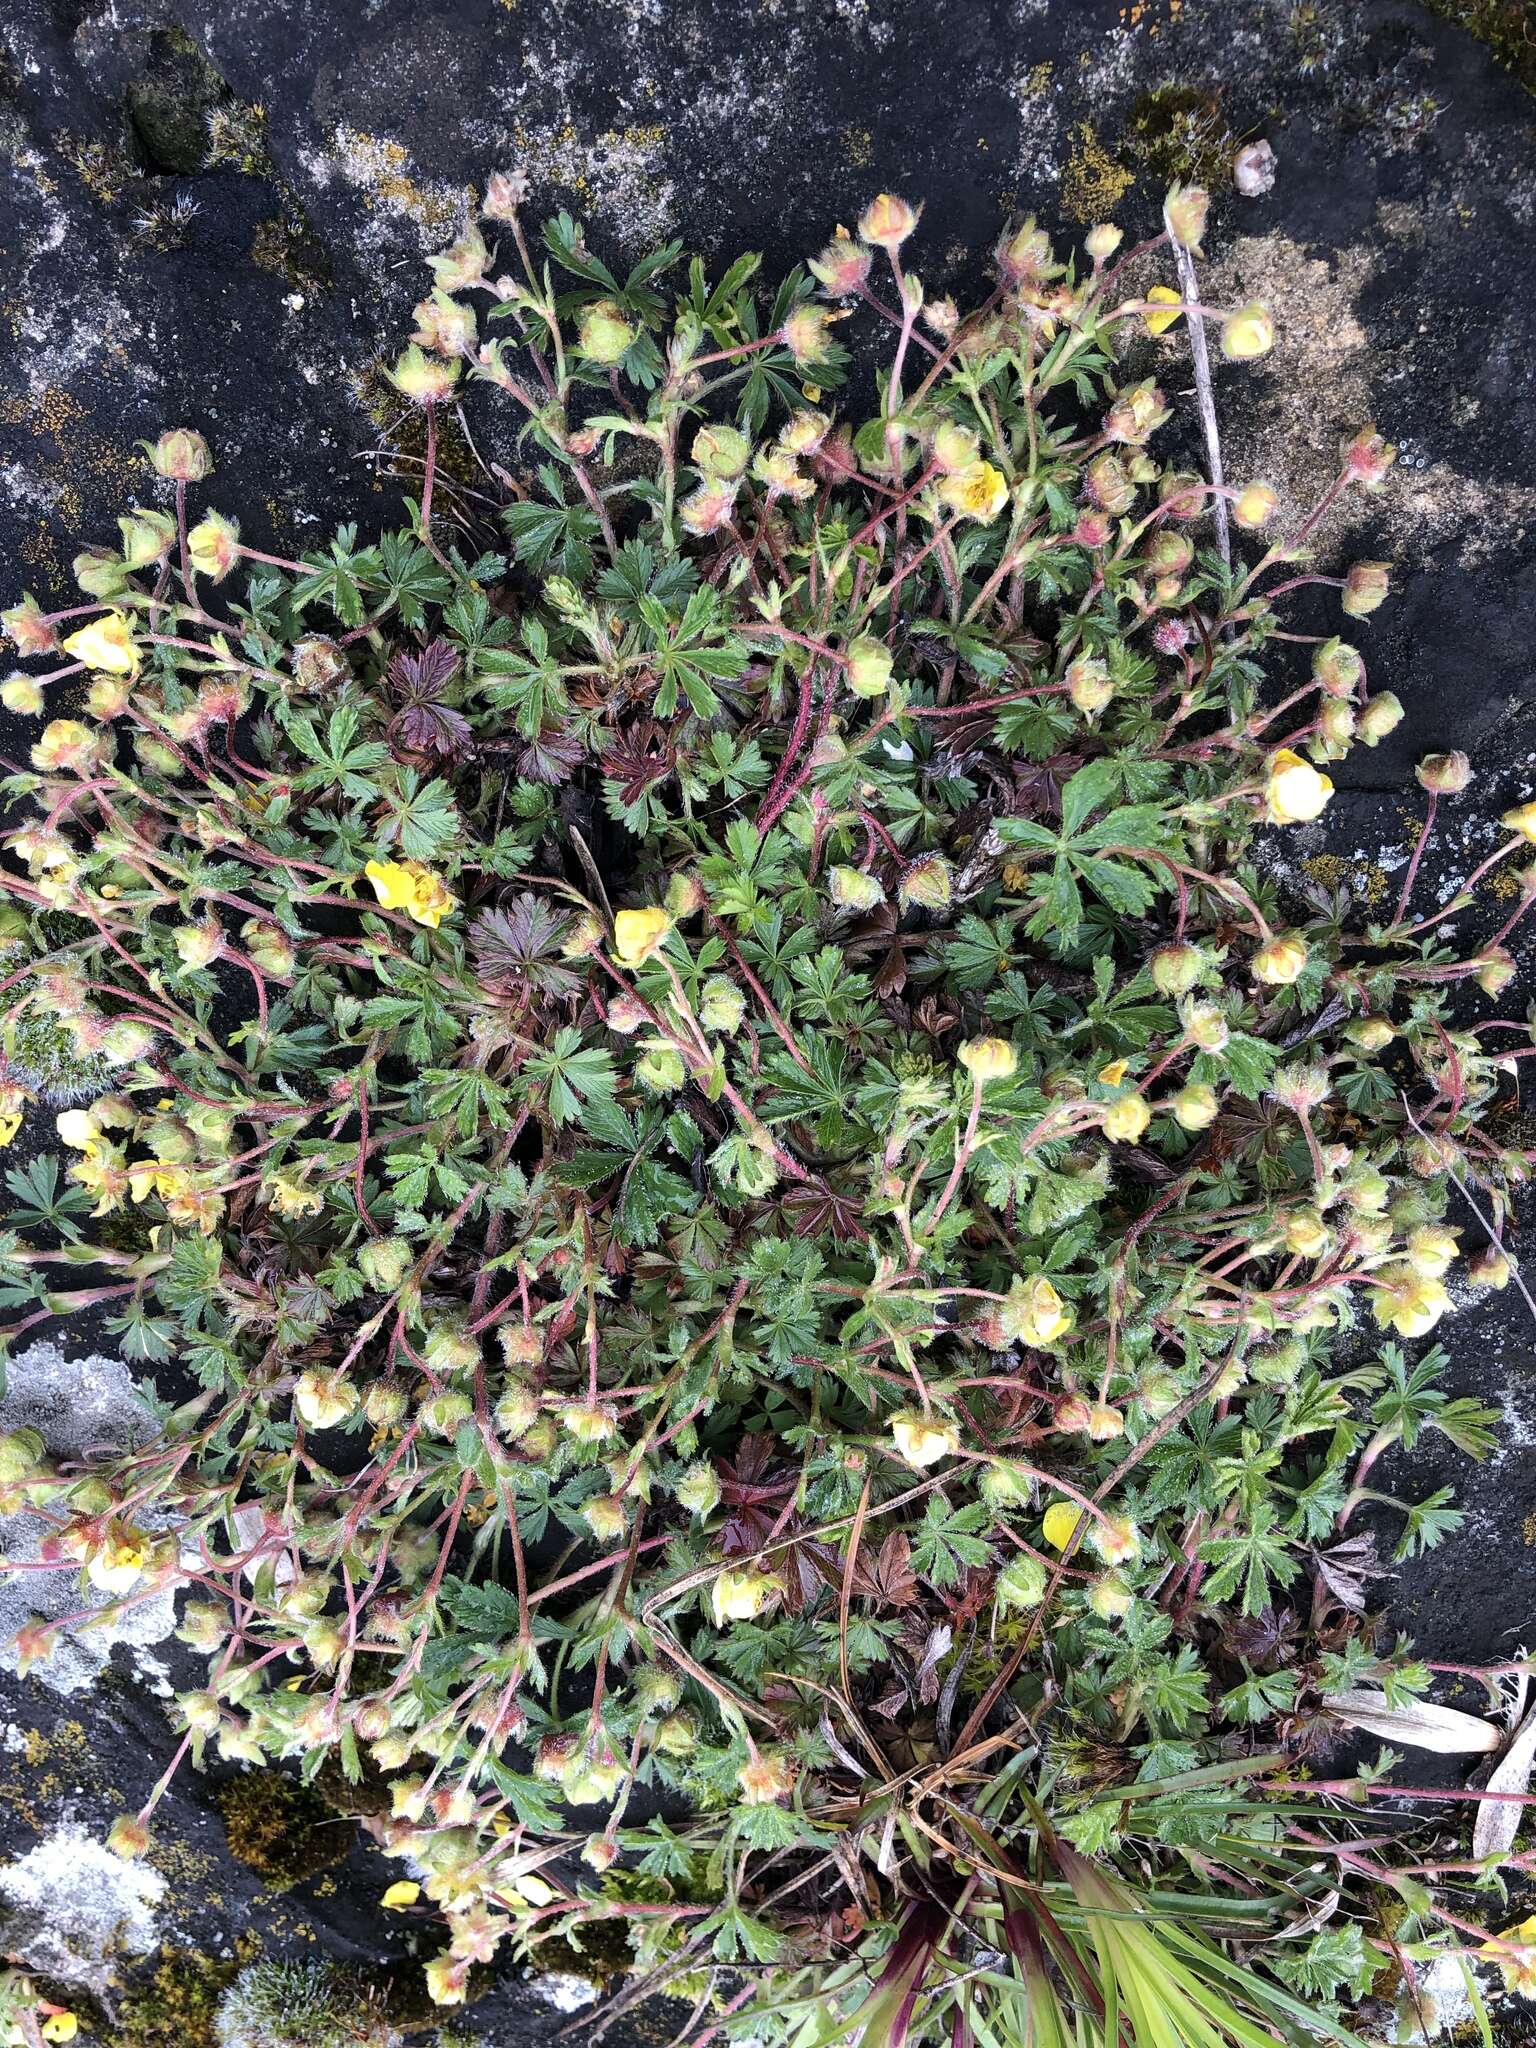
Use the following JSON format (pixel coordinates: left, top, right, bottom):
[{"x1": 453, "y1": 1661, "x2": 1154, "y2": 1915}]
[
  {"x1": 889, "y1": 1411, "x2": 960, "y2": 1468},
  {"x1": 1252, "y1": 934, "x2": 1309, "y2": 986},
  {"x1": 266, "y1": 1171, "x2": 324, "y2": 1219},
  {"x1": 1221, "y1": 299, "x2": 1275, "y2": 360},
  {"x1": 424, "y1": 1954, "x2": 468, "y2": 2007},
  {"x1": 1481, "y1": 1917, "x2": 1536, "y2": 1999},
  {"x1": 1002, "y1": 1274, "x2": 1074, "y2": 1347},
  {"x1": 711, "y1": 1564, "x2": 781, "y2": 1627},
  {"x1": 1142, "y1": 284, "x2": 1184, "y2": 336},
  {"x1": 1371, "y1": 1264, "x2": 1452, "y2": 1339},
  {"x1": 62, "y1": 609, "x2": 141, "y2": 676},
  {"x1": 1232, "y1": 483, "x2": 1276, "y2": 529},
  {"x1": 294, "y1": 1371, "x2": 360, "y2": 1430},
  {"x1": 612, "y1": 905, "x2": 673, "y2": 967},
  {"x1": 30, "y1": 720, "x2": 101, "y2": 773},
  {"x1": 958, "y1": 1036, "x2": 1017, "y2": 1083},
  {"x1": 85, "y1": 1524, "x2": 151, "y2": 1596},
  {"x1": 1264, "y1": 748, "x2": 1334, "y2": 825},
  {"x1": 382, "y1": 1880, "x2": 421, "y2": 1909},
  {"x1": 1042, "y1": 1501, "x2": 1083, "y2": 1550},
  {"x1": 364, "y1": 858, "x2": 454, "y2": 929},
  {"x1": 1502, "y1": 803, "x2": 1536, "y2": 844},
  {"x1": 1103, "y1": 1093, "x2": 1151, "y2": 1144},
  {"x1": 939, "y1": 461, "x2": 1010, "y2": 523}
]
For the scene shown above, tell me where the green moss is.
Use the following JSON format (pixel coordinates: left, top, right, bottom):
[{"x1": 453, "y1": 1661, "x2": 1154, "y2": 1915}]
[
  {"x1": 1423, "y1": 0, "x2": 1536, "y2": 93},
  {"x1": 213, "y1": 1961, "x2": 400, "y2": 2048},
  {"x1": 214, "y1": 1769, "x2": 357, "y2": 1889},
  {"x1": 1123, "y1": 84, "x2": 1241, "y2": 186},
  {"x1": 118, "y1": 1948, "x2": 242, "y2": 2048}
]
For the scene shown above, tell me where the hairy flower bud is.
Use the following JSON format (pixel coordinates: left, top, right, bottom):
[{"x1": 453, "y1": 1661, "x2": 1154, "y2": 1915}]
[
  {"x1": 1252, "y1": 934, "x2": 1309, "y2": 986},
  {"x1": 1163, "y1": 182, "x2": 1209, "y2": 250},
  {"x1": 845, "y1": 635, "x2": 894, "y2": 698},
  {"x1": 1312, "y1": 637, "x2": 1364, "y2": 697},
  {"x1": 1341, "y1": 560, "x2": 1391, "y2": 616},
  {"x1": 1084, "y1": 223, "x2": 1123, "y2": 264},
  {"x1": 809, "y1": 234, "x2": 873, "y2": 296},
  {"x1": 1356, "y1": 692, "x2": 1404, "y2": 744},
  {"x1": 1221, "y1": 300, "x2": 1275, "y2": 361},
  {"x1": 1233, "y1": 482, "x2": 1277, "y2": 529},
  {"x1": 1416, "y1": 751, "x2": 1472, "y2": 795},
  {"x1": 858, "y1": 193, "x2": 921, "y2": 250},
  {"x1": 1343, "y1": 426, "x2": 1397, "y2": 489},
  {"x1": 146, "y1": 427, "x2": 213, "y2": 481}
]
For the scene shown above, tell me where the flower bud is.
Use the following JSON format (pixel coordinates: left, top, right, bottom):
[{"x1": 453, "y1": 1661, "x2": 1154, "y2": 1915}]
[
  {"x1": 1102, "y1": 1093, "x2": 1150, "y2": 1144},
  {"x1": 292, "y1": 636, "x2": 350, "y2": 692},
  {"x1": 1182, "y1": 998, "x2": 1230, "y2": 1052},
  {"x1": 146, "y1": 428, "x2": 213, "y2": 481},
  {"x1": 1341, "y1": 560, "x2": 1391, "y2": 616},
  {"x1": 118, "y1": 509, "x2": 177, "y2": 569},
  {"x1": 363, "y1": 1381, "x2": 409, "y2": 1428},
  {"x1": 388, "y1": 345, "x2": 461, "y2": 405},
  {"x1": 483, "y1": 168, "x2": 529, "y2": 220},
  {"x1": 1089, "y1": 1573, "x2": 1133, "y2": 1620},
  {"x1": 675, "y1": 1461, "x2": 721, "y2": 1518},
  {"x1": 1318, "y1": 700, "x2": 1356, "y2": 747},
  {"x1": 1476, "y1": 947, "x2": 1517, "y2": 996},
  {"x1": 1345, "y1": 1016, "x2": 1394, "y2": 1051},
  {"x1": 958, "y1": 1036, "x2": 1017, "y2": 1083},
  {"x1": 2, "y1": 596, "x2": 58, "y2": 657},
  {"x1": 1233, "y1": 482, "x2": 1277, "y2": 529},
  {"x1": 1357, "y1": 692, "x2": 1404, "y2": 744},
  {"x1": 421, "y1": 1390, "x2": 474, "y2": 1436},
  {"x1": 858, "y1": 194, "x2": 921, "y2": 250},
  {"x1": 0, "y1": 1428, "x2": 45, "y2": 1484},
  {"x1": 1170, "y1": 1082, "x2": 1218, "y2": 1130},
  {"x1": 1343, "y1": 427, "x2": 1397, "y2": 489},
  {"x1": 1089, "y1": 1512, "x2": 1140, "y2": 1565},
  {"x1": 0, "y1": 674, "x2": 42, "y2": 715},
  {"x1": 845, "y1": 635, "x2": 894, "y2": 698},
  {"x1": 1150, "y1": 942, "x2": 1203, "y2": 995},
  {"x1": 692, "y1": 424, "x2": 751, "y2": 478},
  {"x1": 1503, "y1": 803, "x2": 1536, "y2": 844},
  {"x1": 1312, "y1": 637, "x2": 1364, "y2": 696},
  {"x1": 997, "y1": 1552, "x2": 1049, "y2": 1612},
  {"x1": 808, "y1": 235, "x2": 873, "y2": 296},
  {"x1": 240, "y1": 919, "x2": 296, "y2": 978},
  {"x1": 698, "y1": 976, "x2": 746, "y2": 1034},
  {"x1": 1084, "y1": 223, "x2": 1123, "y2": 264},
  {"x1": 73, "y1": 549, "x2": 129, "y2": 598},
  {"x1": 1066, "y1": 656, "x2": 1114, "y2": 716},
  {"x1": 780, "y1": 305, "x2": 834, "y2": 366},
  {"x1": 358, "y1": 1236, "x2": 413, "y2": 1291},
  {"x1": 1163, "y1": 182, "x2": 1209, "y2": 250},
  {"x1": 1221, "y1": 301, "x2": 1275, "y2": 360},
  {"x1": 1416, "y1": 752, "x2": 1472, "y2": 795}
]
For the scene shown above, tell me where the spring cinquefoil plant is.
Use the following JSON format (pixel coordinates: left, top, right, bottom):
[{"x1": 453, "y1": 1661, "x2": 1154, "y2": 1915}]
[{"x1": 0, "y1": 174, "x2": 1531, "y2": 2044}]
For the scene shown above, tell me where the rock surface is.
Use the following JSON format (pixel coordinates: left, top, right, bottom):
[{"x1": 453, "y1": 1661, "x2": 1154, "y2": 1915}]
[{"x1": 2, "y1": 0, "x2": 1535, "y2": 2040}]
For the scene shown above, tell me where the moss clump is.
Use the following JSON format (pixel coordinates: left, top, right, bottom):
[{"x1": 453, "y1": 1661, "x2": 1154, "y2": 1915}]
[
  {"x1": 119, "y1": 1949, "x2": 242, "y2": 2048},
  {"x1": 125, "y1": 26, "x2": 229, "y2": 175},
  {"x1": 214, "y1": 1961, "x2": 400, "y2": 2048},
  {"x1": 1424, "y1": 0, "x2": 1536, "y2": 93},
  {"x1": 214, "y1": 1770, "x2": 356, "y2": 1889},
  {"x1": 1124, "y1": 84, "x2": 1242, "y2": 186}
]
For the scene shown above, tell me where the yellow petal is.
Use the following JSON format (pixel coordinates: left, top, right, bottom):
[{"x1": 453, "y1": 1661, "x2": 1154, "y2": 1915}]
[
  {"x1": 382, "y1": 1880, "x2": 421, "y2": 1909},
  {"x1": 1042, "y1": 1501, "x2": 1082, "y2": 1550}
]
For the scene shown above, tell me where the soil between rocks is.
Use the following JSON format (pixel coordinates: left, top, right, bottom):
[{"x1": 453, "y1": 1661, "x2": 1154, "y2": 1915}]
[{"x1": 2, "y1": 0, "x2": 1535, "y2": 2040}]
